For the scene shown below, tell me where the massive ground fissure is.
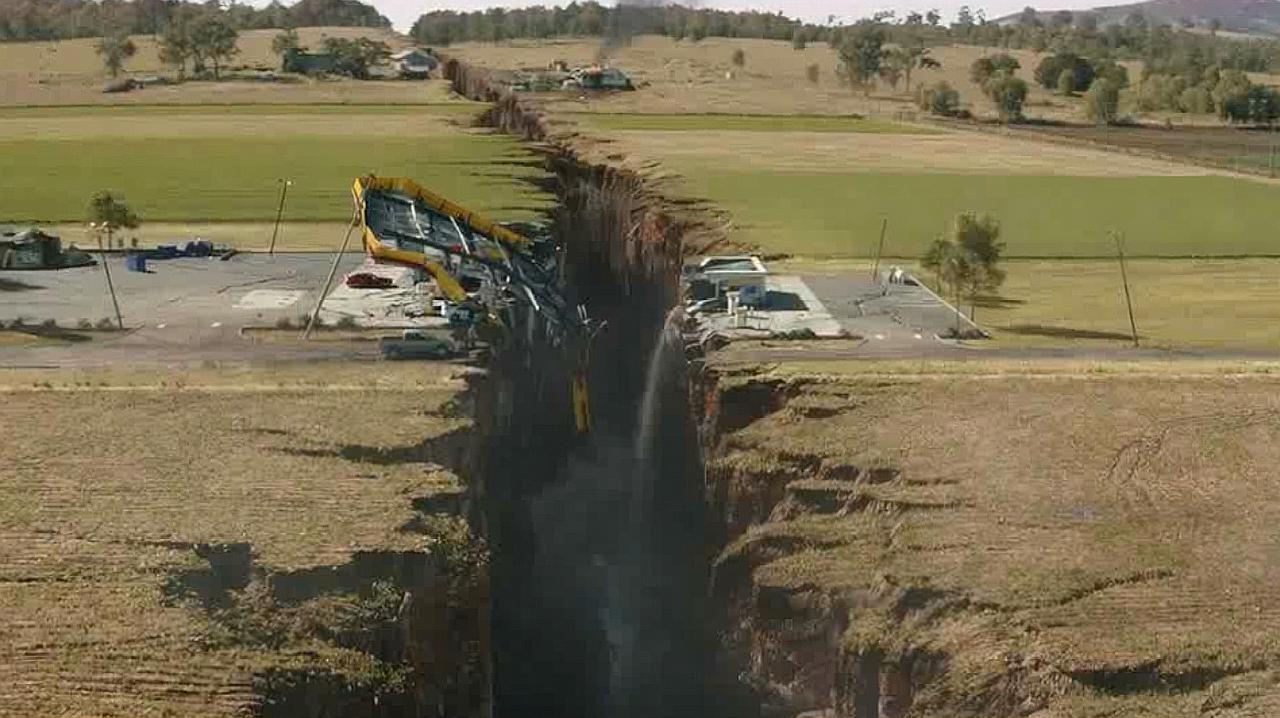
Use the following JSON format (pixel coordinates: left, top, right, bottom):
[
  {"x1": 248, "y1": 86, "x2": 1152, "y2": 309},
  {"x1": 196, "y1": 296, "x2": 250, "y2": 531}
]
[
  {"x1": 444, "y1": 59, "x2": 755, "y2": 718},
  {"x1": 480, "y1": 127, "x2": 727, "y2": 718}
]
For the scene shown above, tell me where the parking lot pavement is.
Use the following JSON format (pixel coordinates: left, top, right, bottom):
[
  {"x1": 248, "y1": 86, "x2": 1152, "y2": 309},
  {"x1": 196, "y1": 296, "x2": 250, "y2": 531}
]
[
  {"x1": 1, "y1": 253, "x2": 365, "y2": 332},
  {"x1": 800, "y1": 272, "x2": 970, "y2": 344}
]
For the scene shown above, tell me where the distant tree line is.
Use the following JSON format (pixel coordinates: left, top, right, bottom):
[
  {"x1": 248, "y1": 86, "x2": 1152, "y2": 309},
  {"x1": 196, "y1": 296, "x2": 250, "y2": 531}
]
[
  {"x1": 409, "y1": 2, "x2": 1280, "y2": 75},
  {"x1": 411, "y1": 3, "x2": 802, "y2": 47},
  {"x1": 0, "y1": 0, "x2": 388, "y2": 42}
]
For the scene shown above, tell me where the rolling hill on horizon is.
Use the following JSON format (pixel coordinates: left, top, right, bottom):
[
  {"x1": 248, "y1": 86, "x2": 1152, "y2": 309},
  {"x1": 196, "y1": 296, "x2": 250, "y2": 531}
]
[{"x1": 1000, "y1": 0, "x2": 1280, "y2": 34}]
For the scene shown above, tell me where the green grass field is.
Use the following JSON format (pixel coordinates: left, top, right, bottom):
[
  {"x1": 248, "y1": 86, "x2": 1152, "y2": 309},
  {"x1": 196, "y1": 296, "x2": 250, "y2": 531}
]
[
  {"x1": 571, "y1": 112, "x2": 935, "y2": 134},
  {"x1": 1, "y1": 134, "x2": 552, "y2": 222},
  {"x1": 678, "y1": 171, "x2": 1280, "y2": 258}
]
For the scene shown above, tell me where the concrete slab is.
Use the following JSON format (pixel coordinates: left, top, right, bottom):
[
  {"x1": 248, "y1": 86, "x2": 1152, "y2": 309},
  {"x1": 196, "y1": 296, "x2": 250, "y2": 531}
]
[
  {"x1": 801, "y1": 272, "x2": 974, "y2": 343},
  {"x1": 694, "y1": 275, "x2": 846, "y2": 339},
  {"x1": 0, "y1": 253, "x2": 442, "y2": 332},
  {"x1": 0, "y1": 253, "x2": 364, "y2": 331}
]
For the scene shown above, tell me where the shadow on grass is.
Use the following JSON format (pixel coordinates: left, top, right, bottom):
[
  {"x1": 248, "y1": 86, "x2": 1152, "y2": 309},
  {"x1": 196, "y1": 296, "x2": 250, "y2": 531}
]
[
  {"x1": 972, "y1": 294, "x2": 1027, "y2": 309},
  {"x1": 276, "y1": 425, "x2": 471, "y2": 475},
  {"x1": 1003, "y1": 323, "x2": 1140, "y2": 341}
]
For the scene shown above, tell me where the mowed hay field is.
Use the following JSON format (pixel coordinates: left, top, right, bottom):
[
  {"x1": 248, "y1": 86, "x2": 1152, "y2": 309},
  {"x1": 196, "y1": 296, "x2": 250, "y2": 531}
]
[
  {"x1": 0, "y1": 363, "x2": 472, "y2": 716},
  {"x1": 718, "y1": 368, "x2": 1280, "y2": 715},
  {"x1": 0, "y1": 103, "x2": 554, "y2": 232}
]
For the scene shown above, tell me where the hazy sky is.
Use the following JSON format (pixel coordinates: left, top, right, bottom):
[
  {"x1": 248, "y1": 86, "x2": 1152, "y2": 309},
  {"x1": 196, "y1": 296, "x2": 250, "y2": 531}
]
[{"x1": 294, "y1": 0, "x2": 1107, "y2": 33}]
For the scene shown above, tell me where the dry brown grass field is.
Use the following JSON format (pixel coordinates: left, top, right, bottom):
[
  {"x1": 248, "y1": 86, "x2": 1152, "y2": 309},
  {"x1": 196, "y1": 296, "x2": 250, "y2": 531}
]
[
  {"x1": 0, "y1": 362, "x2": 472, "y2": 716},
  {"x1": 0, "y1": 105, "x2": 478, "y2": 140},
  {"x1": 715, "y1": 366, "x2": 1280, "y2": 715},
  {"x1": 449, "y1": 36, "x2": 1125, "y2": 122},
  {"x1": 0, "y1": 27, "x2": 441, "y2": 106}
]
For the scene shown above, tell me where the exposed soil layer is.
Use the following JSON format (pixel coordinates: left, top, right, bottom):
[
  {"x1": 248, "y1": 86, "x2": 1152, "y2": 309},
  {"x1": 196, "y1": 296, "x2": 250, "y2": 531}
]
[{"x1": 695, "y1": 368, "x2": 1280, "y2": 718}]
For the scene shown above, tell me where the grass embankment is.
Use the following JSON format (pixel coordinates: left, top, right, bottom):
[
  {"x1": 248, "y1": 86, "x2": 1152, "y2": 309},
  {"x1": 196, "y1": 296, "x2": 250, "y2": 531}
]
[{"x1": 716, "y1": 368, "x2": 1280, "y2": 715}]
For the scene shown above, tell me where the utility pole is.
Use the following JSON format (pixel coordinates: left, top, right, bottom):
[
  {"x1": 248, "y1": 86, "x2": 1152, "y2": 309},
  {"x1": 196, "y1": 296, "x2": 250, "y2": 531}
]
[
  {"x1": 1270, "y1": 124, "x2": 1276, "y2": 178},
  {"x1": 268, "y1": 179, "x2": 292, "y2": 256},
  {"x1": 302, "y1": 211, "x2": 359, "y2": 339},
  {"x1": 870, "y1": 217, "x2": 888, "y2": 282},
  {"x1": 1112, "y1": 230, "x2": 1139, "y2": 348},
  {"x1": 92, "y1": 222, "x2": 125, "y2": 330}
]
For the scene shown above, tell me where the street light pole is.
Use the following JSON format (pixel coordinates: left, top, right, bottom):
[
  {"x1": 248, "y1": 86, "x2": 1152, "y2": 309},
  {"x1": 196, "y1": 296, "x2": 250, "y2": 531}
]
[{"x1": 268, "y1": 179, "x2": 292, "y2": 256}]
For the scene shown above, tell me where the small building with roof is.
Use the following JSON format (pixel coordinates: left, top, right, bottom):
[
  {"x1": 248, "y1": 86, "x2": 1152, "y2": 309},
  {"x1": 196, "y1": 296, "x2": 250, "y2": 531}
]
[{"x1": 390, "y1": 49, "x2": 438, "y2": 79}]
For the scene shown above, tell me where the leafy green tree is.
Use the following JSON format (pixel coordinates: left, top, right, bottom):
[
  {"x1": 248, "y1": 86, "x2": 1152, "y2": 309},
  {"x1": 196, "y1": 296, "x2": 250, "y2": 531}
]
[
  {"x1": 837, "y1": 20, "x2": 886, "y2": 92},
  {"x1": 1214, "y1": 69, "x2": 1253, "y2": 122},
  {"x1": 95, "y1": 33, "x2": 136, "y2": 78},
  {"x1": 689, "y1": 19, "x2": 707, "y2": 42},
  {"x1": 1034, "y1": 52, "x2": 1094, "y2": 91},
  {"x1": 985, "y1": 73, "x2": 1028, "y2": 122},
  {"x1": 923, "y1": 212, "x2": 1005, "y2": 320},
  {"x1": 878, "y1": 54, "x2": 903, "y2": 90},
  {"x1": 1084, "y1": 78, "x2": 1120, "y2": 124},
  {"x1": 888, "y1": 40, "x2": 941, "y2": 93},
  {"x1": 1179, "y1": 85, "x2": 1213, "y2": 114},
  {"x1": 322, "y1": 36, "x2": 390, "y2": 78},
  {"x1": 1092, "y1": 58, "x2": 1129, "y2": 88},
  {"x1": 970, "y1": 53, "x2": 1019, "y2": 84},
  {"x1": 1245, "y1": 84, "x2": 1280, "y2": 125},
  {"x1": 791, "y1": 26, "x2": 806, "y2": 50},
  {"x1": 1057, "y1": 68, "x2": 1074, "y2": 95},
  {"x1": 271, "y1": 27, "x2": 299, "y2": 60},
  {"x1": 190, "y1": 13, "x2": 238, "y2": 79},
  {"x1": 88, "y1": 191, "x2": 140, "y2": 243},
  {"x1": 158, "y1": 8, "x2": 197, "y2": 78},
  {"x1": 916, "y1": 81, "x2": 960, "y2": 115}
]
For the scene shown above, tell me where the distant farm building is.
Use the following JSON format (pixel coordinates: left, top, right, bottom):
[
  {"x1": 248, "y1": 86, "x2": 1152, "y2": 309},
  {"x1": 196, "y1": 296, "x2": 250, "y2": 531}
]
[
  {"x1": 282, "y1": 48, "x2": 337, "y2": 74},
  {"x1": 0, "y1": 227, "x2": 93, "y2": 269},
  {"x1": 573, "y1": 67, "x2": 634, "y2": 91},
  {"x1": 391, "y1": 49, "x2": 438, "y2": 79}
]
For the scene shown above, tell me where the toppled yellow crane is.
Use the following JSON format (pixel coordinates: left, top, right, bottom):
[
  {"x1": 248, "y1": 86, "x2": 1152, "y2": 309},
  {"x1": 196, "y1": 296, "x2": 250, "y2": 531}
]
[{"x1": 352, "y1": 176, "x2": 599, "y2": 432}]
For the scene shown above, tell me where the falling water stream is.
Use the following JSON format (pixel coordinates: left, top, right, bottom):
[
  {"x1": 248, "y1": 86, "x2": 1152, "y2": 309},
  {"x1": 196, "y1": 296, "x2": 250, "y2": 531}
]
[{"x1": 509, "y1": 304, "x2": 710, "y2": 718}]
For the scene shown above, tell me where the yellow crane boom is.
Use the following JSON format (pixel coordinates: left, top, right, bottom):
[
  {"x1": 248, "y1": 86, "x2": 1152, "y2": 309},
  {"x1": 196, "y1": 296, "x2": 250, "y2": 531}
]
[{"x1": 351, "y1": 175, "x2": 596, "y2": 433}]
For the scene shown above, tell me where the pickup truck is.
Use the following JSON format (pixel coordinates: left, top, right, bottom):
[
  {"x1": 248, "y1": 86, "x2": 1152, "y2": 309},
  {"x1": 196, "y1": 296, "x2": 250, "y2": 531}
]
[{"x1": 379, "y1": 330, "x2": 455, "y2": 360}]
